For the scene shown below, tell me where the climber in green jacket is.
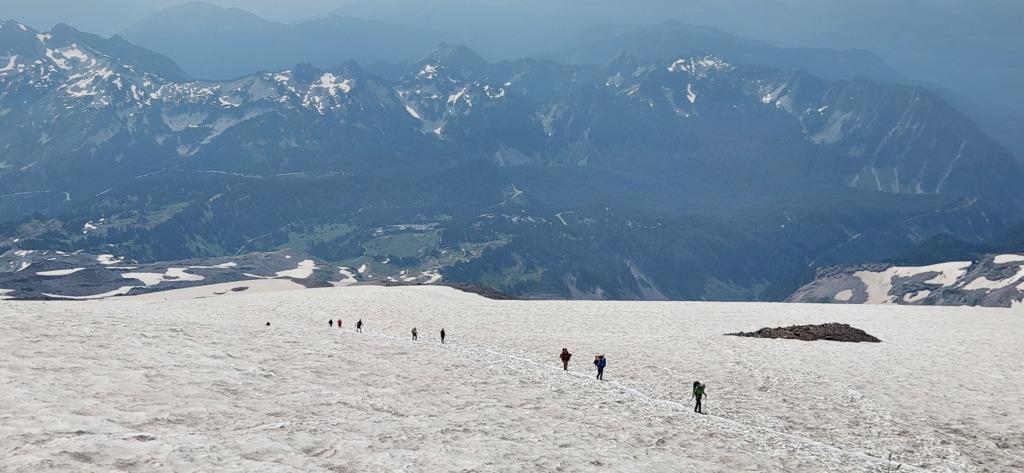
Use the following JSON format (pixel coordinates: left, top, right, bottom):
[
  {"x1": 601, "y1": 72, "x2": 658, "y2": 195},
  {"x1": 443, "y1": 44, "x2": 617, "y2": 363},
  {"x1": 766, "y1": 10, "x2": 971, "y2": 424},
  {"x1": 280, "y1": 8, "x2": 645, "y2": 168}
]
[{"x1": 692, "y1": 381, "x2": 707, "y2": 414}]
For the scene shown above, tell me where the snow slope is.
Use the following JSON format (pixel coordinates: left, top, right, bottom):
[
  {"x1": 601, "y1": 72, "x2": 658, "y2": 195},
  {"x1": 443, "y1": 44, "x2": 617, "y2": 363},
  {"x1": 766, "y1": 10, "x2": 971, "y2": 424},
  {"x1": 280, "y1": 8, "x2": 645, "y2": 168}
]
[{"x1": 1, "y1": 287, "x2": 1022, "y2": 472}]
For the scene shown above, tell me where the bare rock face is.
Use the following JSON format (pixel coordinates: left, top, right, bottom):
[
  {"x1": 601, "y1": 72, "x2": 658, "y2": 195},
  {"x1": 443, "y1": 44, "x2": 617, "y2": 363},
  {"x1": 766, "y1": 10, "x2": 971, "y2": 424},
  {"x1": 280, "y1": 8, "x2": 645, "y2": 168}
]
[{"x1": 727, "y1": 323, "x2": 881, "y2": 343}]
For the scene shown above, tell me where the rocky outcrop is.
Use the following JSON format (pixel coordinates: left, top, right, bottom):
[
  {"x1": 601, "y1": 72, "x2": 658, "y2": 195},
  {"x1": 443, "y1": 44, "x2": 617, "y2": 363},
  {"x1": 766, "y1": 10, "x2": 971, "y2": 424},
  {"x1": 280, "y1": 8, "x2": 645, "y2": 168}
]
[
  {"x1": 0, "y1": 249, "x2": 355, "y2": 300},
  {"x1": 727, "y1": 323, "x2": 881, "y2": 343},
  {"x1": 788, "y1": 254, "x2": 1024, "y2": 308}
]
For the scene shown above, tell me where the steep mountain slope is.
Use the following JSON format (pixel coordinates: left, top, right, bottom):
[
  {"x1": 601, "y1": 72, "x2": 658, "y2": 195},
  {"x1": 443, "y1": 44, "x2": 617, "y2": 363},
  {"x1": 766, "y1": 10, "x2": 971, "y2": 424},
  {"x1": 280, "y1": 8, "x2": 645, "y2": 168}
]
[
  {"x1": 788, "y1": 255, "x2": 1024, "y2": 308},
  {"x1": 789, "y1": 218, "x2": 1024, "y2": 308},
  {"x1": 1, "y1": 23, "x2": 1020, "y2": 300},
  {"x1": 0, "y1": 249, "x2": 354, "y2": 300},
  {"x1": 120, "y1": 2, "x2": 459, "y2": 80}
]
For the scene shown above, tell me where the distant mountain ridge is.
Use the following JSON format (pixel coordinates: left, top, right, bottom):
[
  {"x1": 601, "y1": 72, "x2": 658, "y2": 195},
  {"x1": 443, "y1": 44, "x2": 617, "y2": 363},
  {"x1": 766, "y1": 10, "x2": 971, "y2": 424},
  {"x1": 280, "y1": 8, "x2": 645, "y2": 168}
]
[
  {"x1": 542, "y1": 20, "x2": 907, "y2": 83},
  {"x1": 789, "y1": 222, "x2": 1024, "y2": 308},
  {"x1": 787, "y1": 255, "x2": 1024, "y2": 309},
  {"x1": 1, "y1": 20, "x2": 1021, "y2": 300},
  {"x1": 120, "y1": 2, "x2": 460, "y2": 80}
]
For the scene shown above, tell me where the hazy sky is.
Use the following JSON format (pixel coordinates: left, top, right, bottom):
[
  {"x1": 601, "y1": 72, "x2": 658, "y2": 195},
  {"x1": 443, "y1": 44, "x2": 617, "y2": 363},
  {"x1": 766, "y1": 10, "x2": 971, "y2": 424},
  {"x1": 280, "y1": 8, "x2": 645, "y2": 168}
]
[{"x1": 0, "y1": 0, "x2": 345, "y2": 33}]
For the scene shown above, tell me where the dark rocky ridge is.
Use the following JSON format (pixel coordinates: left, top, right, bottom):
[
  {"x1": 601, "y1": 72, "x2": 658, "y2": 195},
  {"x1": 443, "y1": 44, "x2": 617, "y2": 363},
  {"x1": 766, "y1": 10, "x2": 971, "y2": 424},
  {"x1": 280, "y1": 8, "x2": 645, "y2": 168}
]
[
  {"x1": 727, "y1": 323, "x2": 881, "y2": 343},
  {"x1": 788, "y1": 254, "x2": 1024, "y2": 308}
]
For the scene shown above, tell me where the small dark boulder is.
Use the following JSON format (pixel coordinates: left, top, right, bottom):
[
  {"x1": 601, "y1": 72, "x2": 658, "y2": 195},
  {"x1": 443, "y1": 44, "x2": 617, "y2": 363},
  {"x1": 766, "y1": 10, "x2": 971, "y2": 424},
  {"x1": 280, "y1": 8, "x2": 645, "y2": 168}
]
[{"x1": 727, "y1": 323, "x2": 881, "y2": 343}]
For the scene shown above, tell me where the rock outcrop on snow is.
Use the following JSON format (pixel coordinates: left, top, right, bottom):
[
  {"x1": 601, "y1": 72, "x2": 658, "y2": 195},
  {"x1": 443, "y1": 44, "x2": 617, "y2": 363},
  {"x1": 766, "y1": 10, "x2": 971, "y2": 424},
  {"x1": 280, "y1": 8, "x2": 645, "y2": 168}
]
[
  {"x1": 727, "y1": 323, "x2": 881, "y2": 343},
  {"x1": 788, "y1": 254, "x2": 1024, "y2": 309}
]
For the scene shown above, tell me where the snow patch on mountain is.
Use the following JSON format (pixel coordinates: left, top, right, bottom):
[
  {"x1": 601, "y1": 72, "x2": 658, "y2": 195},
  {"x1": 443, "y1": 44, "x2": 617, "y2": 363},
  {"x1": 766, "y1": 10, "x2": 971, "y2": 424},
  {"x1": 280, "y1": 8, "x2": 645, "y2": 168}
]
[
  {"x1": 962, "y1": 264, "x2": 1024, "y2": 291},
  {"x1": 122, "y1": 268, "x2": 206, "y2": 286},
  {"x1": 404, "y1": 104, "x2": 421, "y2": 119},
  {"x1": 97, "y1": 254, "x2": 123, "y2": 265},
  {"x1": 993, "y1": 254, "x2": 1024, "y2": 264},
  {"x1": 834, "y1": 289, "x2": 854, "y2": 302},
  {"x1": 337, "y1": 267, "x2": 358, "y2": 285},
  {"x1": 275, "y1": 260, "x2": 317, "y2": 279},
  {"x1": 790, "y1": 256, "x2": 1024, "y2": 308},
  {"x1": 418, "y1": 64, "x2": 438, "y2": 79},
  {"x1": 42, "y1": 286, "x2": 135, "y2": 300},
  {"x1": 0, "y1": 56, "x2": 17, "y2": 74},
  {"x1": 37, "y1": 268, "x2": 85, "y2": 277},
  {"x1": 811, "y1": 111, "x2": 855, "y2": 145},
  {"x1": 854, "y1": 261, "x2": 971, "y2": 304},
  {"x1": 667, "y1": 56, "x2": 732, "y2": 78},
  {"x1": 313, "y1": 73, "x2": 351, "y2": 96}
]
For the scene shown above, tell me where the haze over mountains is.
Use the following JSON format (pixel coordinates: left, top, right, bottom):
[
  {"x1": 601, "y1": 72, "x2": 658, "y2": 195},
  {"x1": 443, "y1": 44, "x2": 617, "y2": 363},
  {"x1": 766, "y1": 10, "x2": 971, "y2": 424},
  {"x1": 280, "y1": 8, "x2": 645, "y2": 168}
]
[
  {"x1": 5, "y1": 0, "x2": 1018, "y2": 155},
  {"x1": 2, "y1": 15, "x2": 1021, "y2": 301},
  {"x1": 121, "y1": 2, "x2": 458, "y2": 80}
]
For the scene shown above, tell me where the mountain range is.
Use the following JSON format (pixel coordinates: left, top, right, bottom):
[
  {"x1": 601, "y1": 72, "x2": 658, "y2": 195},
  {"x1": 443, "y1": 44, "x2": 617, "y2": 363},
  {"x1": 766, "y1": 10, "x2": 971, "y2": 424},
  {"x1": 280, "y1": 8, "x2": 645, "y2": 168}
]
[
  {"x1": 120, "y1": 2, "x2": 459, "y2": 80},
  {"x1": 541, "y1": 21, "x2": 906, "y2": 83},
  {"x1": 1, "y1": 19, "x2": 1021, "y2": 300}
]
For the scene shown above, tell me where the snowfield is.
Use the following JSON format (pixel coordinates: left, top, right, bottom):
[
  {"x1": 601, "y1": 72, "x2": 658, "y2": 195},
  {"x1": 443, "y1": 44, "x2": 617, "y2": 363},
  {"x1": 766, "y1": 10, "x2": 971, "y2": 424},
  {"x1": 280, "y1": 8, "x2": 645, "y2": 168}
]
[{"x1": 1, "y1": 286, "x2": 1022, "y2": 472}]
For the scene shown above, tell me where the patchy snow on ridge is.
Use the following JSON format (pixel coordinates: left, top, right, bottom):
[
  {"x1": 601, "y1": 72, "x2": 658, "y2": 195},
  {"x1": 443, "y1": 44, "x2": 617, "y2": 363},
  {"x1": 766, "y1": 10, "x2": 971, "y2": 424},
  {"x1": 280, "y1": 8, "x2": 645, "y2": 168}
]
[
  {"x1": 275, "y1": 259, "x2": 316, "y2": 279},
  {"x1": 313, "y1": 73, "x2": 351, "y2": 96},
  {"x1": 963, "y1": 264, "x2": 1024, "y2": 291},
  {"x1": 41, "y1": 286, "x2": 135, "y2": 300},
  {"x1": 993, "y1": 254, "x2": 1024, "y2": 265},
  {"x1": 336, "y1": 267, "x2": 358, "y2": 286},
  {"x1": 422, "y1": 270, "x2": 442, "y2": 284},
  {"x1": 188, "y1": 262, "x2": 238, "y2": 270},
  {"x1": 96, "y1": 254, "x2": 123, "y2": 265},
  {"x1": 122, "y1": 268, "x2": 205, "y2": 287},
  {"x1": 0, "y1": 287, "x2": 1020, "y2": 472},
  {"x1": 36, "y1": 268, "x2": 85, "y2": 277},
  {"x1": 404, "y1": 104, "x2": 421, "y2": 119},
  {"x1": 834, "y1": 289, "x2": 853, "y2": 302},
  {"x1": 854, "y1": 261, "x2": 972, "y2": 304},
  {"x1": 0, "y1": 56, "x2": 17, "y2": 74}
]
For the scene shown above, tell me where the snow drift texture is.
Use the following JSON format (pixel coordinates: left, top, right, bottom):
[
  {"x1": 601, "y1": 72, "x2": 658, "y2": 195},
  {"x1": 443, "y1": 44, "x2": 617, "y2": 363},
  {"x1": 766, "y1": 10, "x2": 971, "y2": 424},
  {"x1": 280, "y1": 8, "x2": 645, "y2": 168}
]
[{"x1": 2, "y1": 286, "x2": 1022, "y2": 471}]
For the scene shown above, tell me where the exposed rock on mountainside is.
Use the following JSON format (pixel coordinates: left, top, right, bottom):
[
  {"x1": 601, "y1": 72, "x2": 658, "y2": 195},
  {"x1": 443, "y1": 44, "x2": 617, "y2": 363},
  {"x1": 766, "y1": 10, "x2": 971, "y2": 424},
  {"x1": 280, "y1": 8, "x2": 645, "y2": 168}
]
[
  {"x1": 788, "y1": 254, "x2": 1024, "y2": 308},
  {"x1": 1, "y1": 21, "x2": 1021, "y2": 300},
  {"x1": 727, "y1": 323, "x2": 881, "y2": 343},
  {"x1": 0, "y1": 249, "x2": 359, "y2": 300}
]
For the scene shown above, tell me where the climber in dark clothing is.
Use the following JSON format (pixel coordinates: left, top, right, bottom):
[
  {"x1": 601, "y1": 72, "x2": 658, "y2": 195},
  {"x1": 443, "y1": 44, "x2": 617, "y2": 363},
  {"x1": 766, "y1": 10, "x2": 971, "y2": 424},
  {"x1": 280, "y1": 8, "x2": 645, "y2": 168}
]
[
  {"x1": 593, "y1": 355, "x2": 607, "y2": 380},
  {"x1": 356, "y1": 319, "x2": 363, "y2": 333},
  {"x1": 440, "y1": 328, "x2": 446, "y2": 344},
  {"x1": 329, "y1": 319, "x2": 334, "y2": 328},
  {"x1": 692, "y1": 381, "x2": 707, "y2": 414},
  {"x1": 412, "y1": 327, "x2": 418, "y2": 340},
  {"x1": 559, "y1": 348, "x2": 572, "y2": 371},
  {"x1": 337, "y1": 318, "x2": 342, "y2": 328}
]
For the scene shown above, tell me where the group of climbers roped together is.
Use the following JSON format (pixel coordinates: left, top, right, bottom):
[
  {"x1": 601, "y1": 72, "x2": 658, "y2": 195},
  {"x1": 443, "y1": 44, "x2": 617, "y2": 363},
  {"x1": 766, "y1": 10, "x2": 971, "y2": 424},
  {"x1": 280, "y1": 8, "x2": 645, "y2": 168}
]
[
  {"x1": 558, "y1": 348, "x2": 709, "y2": 414},
  {"x1": 321, "y1": 320, "x2": 709, "y2": 414},
  {"x1": 329, "y1": 318, "x2": 446, "y2": 343}
]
